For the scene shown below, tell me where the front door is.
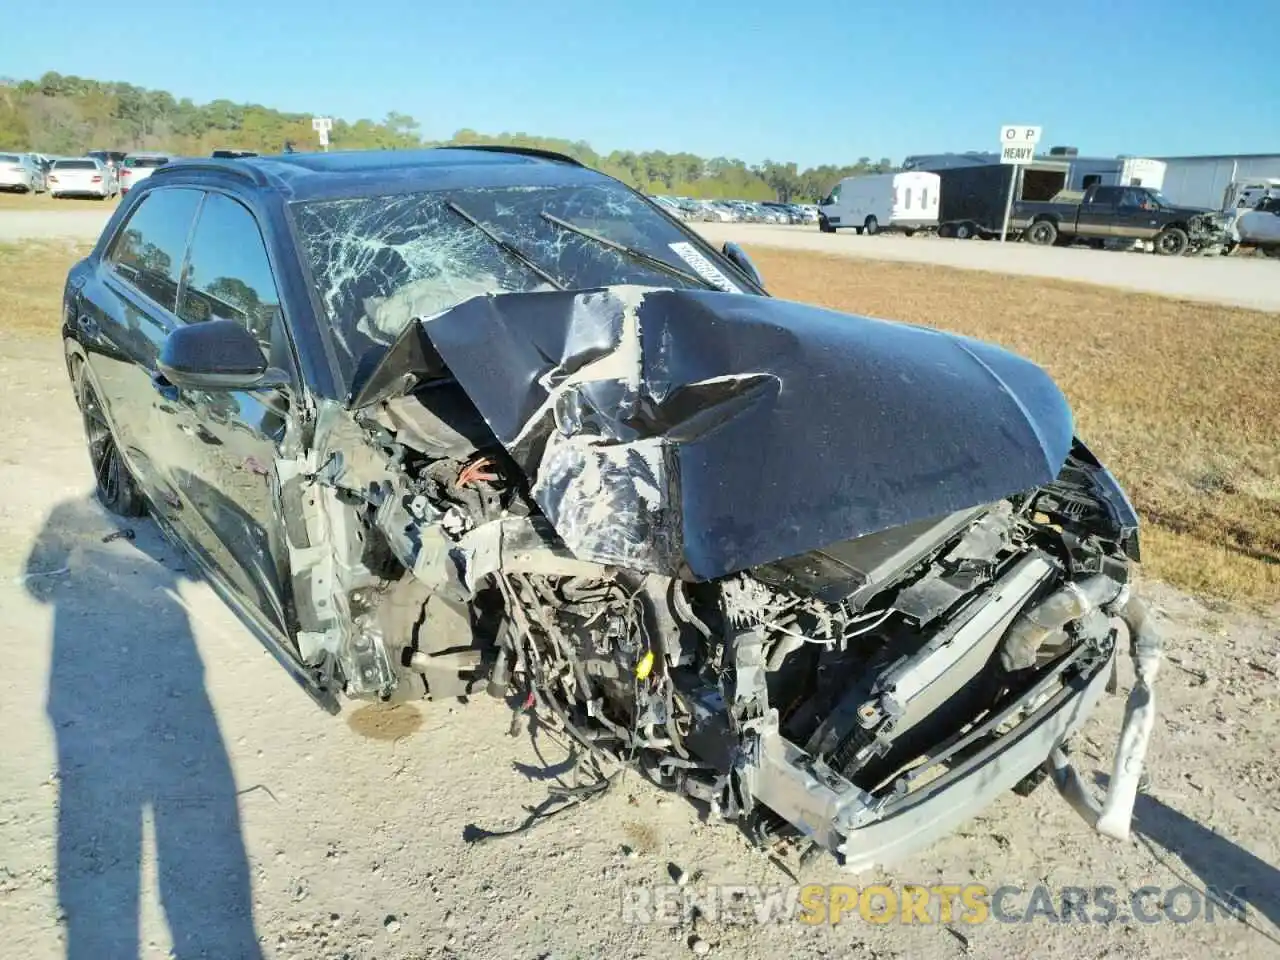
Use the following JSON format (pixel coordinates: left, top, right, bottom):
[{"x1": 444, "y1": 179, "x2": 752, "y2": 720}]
[
  {"x1": 1113, "y1": 188, "x2": 1164, "y2": 240},
  {"x1": 157, "y1": 191, "x2": 299, "y2": 638},
  {"x1": 87, "y1": 187, "x2": 204, "y2": 512}
]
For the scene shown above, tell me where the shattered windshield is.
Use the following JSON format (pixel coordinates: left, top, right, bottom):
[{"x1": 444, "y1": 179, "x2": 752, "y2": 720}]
[{"x1": 291, "y1": 183, "x2": 750, "y2": 386}]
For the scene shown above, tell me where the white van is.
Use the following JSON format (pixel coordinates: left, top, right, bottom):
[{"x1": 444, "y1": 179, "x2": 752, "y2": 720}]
[{"x1": 818, "y1": 171, "x2": 941, "y2": 235}]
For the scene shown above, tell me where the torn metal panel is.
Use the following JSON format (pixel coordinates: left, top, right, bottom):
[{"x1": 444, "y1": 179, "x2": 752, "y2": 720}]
[
  {"x1": 354, "y1": 285, "x2": 1074, "y2": 581},
  {"x1": 276, "y1": 399, "x2": 397, "y2": 697}
]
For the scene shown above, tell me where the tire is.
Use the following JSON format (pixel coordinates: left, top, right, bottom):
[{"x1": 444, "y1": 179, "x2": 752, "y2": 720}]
[
  {"x1": 853, "y1": 227, "x2": 863, "y2": 235},
  {"x1": 903, "y1": 229, "x2": 916, "y2": 238},
  {"x1": 863, "y1": 216, "x2": 879, "y2": 236},
  {"x1": 1153, "y1": 226, "x2": 1189, "y2": 257},
  {"x1": 1025, "y1": 219, "x2": 1058, "y2": 246},
  {"x1": 818, "y1": 216, "x2": 835, "y2": 234},
  {"x1": 1263, "y1": 247, "x2": 1280, "y2": 259},
  {"x1": 954, "y1": 222, "x2": 976, "y2": 240},
  {"x1": 73, "y1": 363, "x2": 147, "y2": 517}
]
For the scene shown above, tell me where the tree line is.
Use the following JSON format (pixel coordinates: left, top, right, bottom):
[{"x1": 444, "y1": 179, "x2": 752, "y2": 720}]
[{"x1": 0, "y1": 73, "x2": 896, "y2": 201}]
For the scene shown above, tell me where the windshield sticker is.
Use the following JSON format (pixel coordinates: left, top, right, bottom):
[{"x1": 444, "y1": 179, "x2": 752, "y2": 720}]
[{"x1": 668, "y1": 242, "x2": 743, "y2": 293}]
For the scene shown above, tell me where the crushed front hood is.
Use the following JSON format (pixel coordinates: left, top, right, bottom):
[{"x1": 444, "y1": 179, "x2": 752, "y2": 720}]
[{"x1": 351, "y1": 286, "x2": 1074, "y2": 581}]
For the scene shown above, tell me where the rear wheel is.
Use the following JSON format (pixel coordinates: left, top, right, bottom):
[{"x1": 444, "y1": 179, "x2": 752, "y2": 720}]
[
  {"x1": 1154, "y1": 226, "x2": 1189, "y2": 256},
  {"x1": 1025, "y1": 219, "x2": 1058, "y2": 246},
  {"x1": 863, "y1": 216, "x2": 879, "y2": 236},
  {"x1": 73, "y1": 363, "x2": 146, "y2": 517}
]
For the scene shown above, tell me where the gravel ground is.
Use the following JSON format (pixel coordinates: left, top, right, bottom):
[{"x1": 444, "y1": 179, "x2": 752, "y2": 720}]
[
  {"x1": 1, "y1": 330, "x2": 1278, "y2": 958},
  {"x1": 693, "y1": 223, "x2": 1280, "y2": 311},
  {"x1": 0, "y1": 209, "x2": 114, "y2": 243}
]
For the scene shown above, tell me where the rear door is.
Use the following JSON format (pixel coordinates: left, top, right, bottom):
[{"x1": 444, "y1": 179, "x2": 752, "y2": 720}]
[
  {"x1": 1076, "y1": 185, "x2": 1122, "y2": 237},
  {"x1": 82, "y1": 187, "x2": 204, "y2": 508},
  {"x1": 158, "y1": 190, "x2": 298, "y2": 635}
]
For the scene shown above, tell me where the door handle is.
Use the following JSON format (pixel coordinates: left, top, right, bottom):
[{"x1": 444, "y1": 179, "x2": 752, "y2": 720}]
[{"x1": 151, "y1": 372, "x2": 181, "y2": 403}]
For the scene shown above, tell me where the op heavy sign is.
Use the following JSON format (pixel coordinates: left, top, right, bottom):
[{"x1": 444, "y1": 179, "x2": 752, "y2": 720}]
[{"x1": 1000, "y1": 125, "x2": 1041, "y2": 165}]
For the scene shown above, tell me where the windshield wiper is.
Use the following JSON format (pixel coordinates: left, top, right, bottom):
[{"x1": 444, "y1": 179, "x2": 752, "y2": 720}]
[
  {"x1": 445, "y1": 200, "x2": 565, "y2": 290},
  {"x1": 538, "y1": 212, "x2": 716, "y2": 290}
]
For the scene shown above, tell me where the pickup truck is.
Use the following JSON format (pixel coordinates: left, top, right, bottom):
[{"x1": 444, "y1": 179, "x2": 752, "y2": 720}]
[
  {"x1": 1233, "y1": 196, "x2": 1280, "y2": 257},
  {"x1": 1013, "y1": 184, "x2": 1227, "y2": 255}
]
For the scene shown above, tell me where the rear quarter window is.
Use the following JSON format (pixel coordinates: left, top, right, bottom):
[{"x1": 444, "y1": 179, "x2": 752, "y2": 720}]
[{"x1": 107, "y1": 188, "x2": 204, "y2": 311}]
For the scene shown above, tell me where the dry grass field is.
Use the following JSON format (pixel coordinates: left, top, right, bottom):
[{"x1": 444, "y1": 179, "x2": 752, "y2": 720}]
[
  {"x1": 2, "y1": 240, "x2": 1276, "y2": 604},
  {"x1": 755, "y1": 246, "x2": 1280, "y2": 604}
]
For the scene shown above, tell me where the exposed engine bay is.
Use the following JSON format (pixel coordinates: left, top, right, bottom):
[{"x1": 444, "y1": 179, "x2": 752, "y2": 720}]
[{"x1": 274, "y1": 286, "x2": 1162, "y2": 867}]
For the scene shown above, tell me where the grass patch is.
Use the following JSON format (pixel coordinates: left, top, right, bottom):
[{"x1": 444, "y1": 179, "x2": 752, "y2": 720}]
[
  {"x1": 0, "y1": 241, "x2": 91, "y2": 337},
  {"x1": 1, "y1": 240, "x2": 1276, "y2": 604},
  {"x1": 753, "y1": 246, "x2": 1280, "y2": 605}
]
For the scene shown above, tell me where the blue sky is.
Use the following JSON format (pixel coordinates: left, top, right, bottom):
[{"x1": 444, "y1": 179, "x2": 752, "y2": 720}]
[{"x1": 2, "y1": 0, "x2": 1275, "y2": 168}]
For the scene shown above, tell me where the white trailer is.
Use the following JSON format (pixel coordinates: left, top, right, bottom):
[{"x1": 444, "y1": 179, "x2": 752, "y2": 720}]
[
  {"x1": 1119, "y1": 157, "x2": 1166, "y2": 190},
  {"x1": 818, "y1": 171, "x2": 941, "y2": 235}
]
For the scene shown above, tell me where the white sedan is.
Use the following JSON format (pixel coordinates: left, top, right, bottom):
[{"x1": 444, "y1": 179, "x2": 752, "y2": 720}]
[
  {"x1": 0, "y1": 152, "x2": 46, "y2": 193},
  {"x1": 47, "y1": 157, "x2": 117, "y2": 200}
]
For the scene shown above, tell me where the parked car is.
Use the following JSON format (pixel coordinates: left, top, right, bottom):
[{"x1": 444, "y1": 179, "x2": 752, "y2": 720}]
[
  {"x1": 1017, "y1": 184, "x2": 1228, "y2": 255},
  {"x1": 61, "y1": 147, "x2": 1160, "y2": 871},
  {"x1": 48, "y1": 157, "x2": 117, "y2": 200},
  {"x1": 0, "y1": 152, "x2": 47, "y2": 193},
  {"x1": 1234, "y1": 196, "x2": 1280, "y2": 257},
  {"x1": 87, "y1": 149, "x2": 127, "y2": 170},
  {"x1": 819, "y1": 171, "x2": 941, "y2": 235},
  {"x1": 119, "y1": 152, "x2": 171, "y2": 194}
]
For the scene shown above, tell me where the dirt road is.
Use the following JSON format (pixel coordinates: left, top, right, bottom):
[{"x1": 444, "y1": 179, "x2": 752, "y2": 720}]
[
  {"x1": 0, "y1": 209, "x2": 113, "y2": 242},
  {"x1": 2, "y1": 332, "x2": 1278, "y2": 958},
  {"x1": 694, "y1": 223, "x2": 1280, "y2": 311}
]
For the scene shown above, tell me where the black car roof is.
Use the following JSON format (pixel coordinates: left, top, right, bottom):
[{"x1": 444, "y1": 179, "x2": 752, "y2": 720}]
[{"x1": 149, "y1": 146, "x2": 604, "y2": 202}]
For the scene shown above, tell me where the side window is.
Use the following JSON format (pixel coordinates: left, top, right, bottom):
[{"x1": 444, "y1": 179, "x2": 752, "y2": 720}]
[
  {"x1": 1082, "y1": 174, "x2": 1102, "y2": 190},
  {"x1": 107, "y1": 188, "x2": 203, "y2": 310},
  {"x1": 1121, "y1": 188, "x2": 1147, "y2": 208},
  {"x1": 178, "y1": 193, "x2": 282, "y2": 356}
]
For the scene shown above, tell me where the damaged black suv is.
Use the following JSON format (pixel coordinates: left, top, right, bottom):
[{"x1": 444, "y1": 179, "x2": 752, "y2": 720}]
[{"x1": 62, "y1": 147, "x2": 1161, "y2": 870}]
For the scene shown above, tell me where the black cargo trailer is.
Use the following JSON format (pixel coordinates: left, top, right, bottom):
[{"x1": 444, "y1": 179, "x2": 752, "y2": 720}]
[{"x1": 930, "y1": 161, "x2": 1070, "y2": 238}]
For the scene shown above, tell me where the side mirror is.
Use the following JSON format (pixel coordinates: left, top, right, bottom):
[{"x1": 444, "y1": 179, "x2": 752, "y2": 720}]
[
  {"x1": 158, "y1": 320, "x2": 284, "y2": 391},
  {"x1": 721, "y1": 241, "x2": 764, "y2": 289}
]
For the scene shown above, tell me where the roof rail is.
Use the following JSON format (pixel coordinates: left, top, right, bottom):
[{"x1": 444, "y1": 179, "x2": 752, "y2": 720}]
[
  {"x1": 437, "y1": 144, "x2": 584, "y2": 167},
  {"x1": 149, "y1": 158, "x2": 268, "y2": 186}
]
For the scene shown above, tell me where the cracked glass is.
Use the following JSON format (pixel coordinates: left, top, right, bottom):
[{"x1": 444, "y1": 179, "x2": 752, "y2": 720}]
[{"x1": 291, "y1": 183, "x2": 735, "y2": 386}]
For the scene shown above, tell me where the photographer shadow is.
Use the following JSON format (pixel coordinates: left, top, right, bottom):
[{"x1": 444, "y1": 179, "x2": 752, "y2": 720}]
[{"x1": 25, "y1": 498, "x2": 262, "y2": 959}]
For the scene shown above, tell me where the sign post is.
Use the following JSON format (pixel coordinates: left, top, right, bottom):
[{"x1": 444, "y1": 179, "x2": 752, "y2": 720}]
[
  {"x1": 312, "y1": 116, "x2": 333, "y2": 152},
  {"x1": 998, "y1": 125, "x2": 1042, "y2": 242}
]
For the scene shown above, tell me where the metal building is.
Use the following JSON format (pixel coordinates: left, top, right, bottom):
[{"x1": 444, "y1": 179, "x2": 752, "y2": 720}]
[{"x1": 1154, "y1": 154, "x2": 1280, "y2": 209}]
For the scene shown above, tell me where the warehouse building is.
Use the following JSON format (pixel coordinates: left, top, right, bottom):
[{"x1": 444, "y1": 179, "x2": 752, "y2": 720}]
[{"x1": 1153, "y1": 153, "x2": 1280, "y2": 209}]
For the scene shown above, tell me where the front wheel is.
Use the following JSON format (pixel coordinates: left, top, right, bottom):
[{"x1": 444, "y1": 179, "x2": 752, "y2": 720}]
[
  {"x1": 1154, "y1": 226, "x2": 1189, "y2": 256},
  {"x1": 74, "y1": 363, "x2": 147, "y2": 517},
  {"x1": 954, "y1": 222, "x2": 974, "y2": 240},
  {"x1": 1025, "y1": 220, "x2": 1058, "y2": 246},
  {"x1": 818, "y1": 216, "x2": 835, "y2": 234},
  {"x1": 863, "y1": 216, "x2": 879, "y2": 236}
]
